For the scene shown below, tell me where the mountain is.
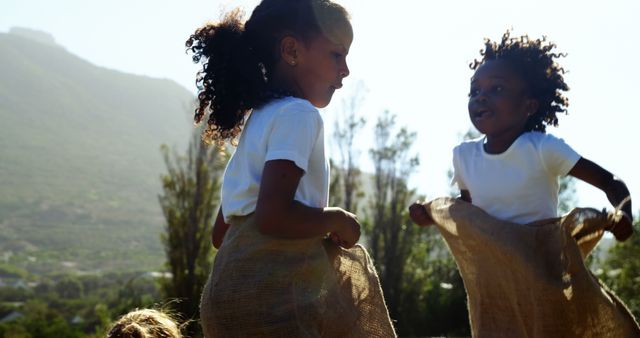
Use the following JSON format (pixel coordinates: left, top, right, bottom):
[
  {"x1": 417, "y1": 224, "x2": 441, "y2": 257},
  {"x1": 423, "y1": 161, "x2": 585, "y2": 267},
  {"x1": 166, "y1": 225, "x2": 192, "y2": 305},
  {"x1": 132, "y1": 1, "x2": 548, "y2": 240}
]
[{"x1": 0, "y1": 28, "x2": 196, "y2": 274}]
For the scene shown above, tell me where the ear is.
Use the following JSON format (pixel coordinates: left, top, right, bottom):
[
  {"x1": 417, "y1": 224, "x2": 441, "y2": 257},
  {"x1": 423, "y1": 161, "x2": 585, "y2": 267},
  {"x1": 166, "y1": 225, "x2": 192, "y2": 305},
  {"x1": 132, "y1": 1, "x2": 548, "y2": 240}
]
[{"x1": 279, "y1": 36, "x2": 300, "y2": 66}]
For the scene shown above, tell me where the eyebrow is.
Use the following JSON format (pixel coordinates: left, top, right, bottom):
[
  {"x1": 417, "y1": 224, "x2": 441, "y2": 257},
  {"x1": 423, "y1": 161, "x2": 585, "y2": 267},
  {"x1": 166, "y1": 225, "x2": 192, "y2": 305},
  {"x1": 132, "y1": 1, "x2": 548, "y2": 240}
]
[
  {"x1": 333, "y1": 43, "x2": 349, "y2": 52},
  {"x1": 470, "y1": 76, "x2": 508, "y2": 84}
]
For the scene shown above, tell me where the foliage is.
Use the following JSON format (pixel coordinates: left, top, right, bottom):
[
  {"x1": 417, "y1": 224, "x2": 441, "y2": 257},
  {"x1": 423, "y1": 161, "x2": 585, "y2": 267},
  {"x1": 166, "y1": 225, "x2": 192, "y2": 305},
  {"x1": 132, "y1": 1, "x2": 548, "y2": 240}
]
[
  {"x1": 0, "y1": 30, "x2": 194, "y2": 276},
  {"x1": 158, "y1": 130, "x2": 227, "y2": 336},
  {"x1": 331, "y1": 83, "x2": 367, "y2": 214},
  {"x1": 333, "y1": 111, "x2": 471, "y2": 336},
  {"x1": 0, "y1": 271, "x2": 162, "y2": 337},
  {"x1": 558, "y1": 176, "x2": 578, "y2": 215},
  {"x1": 600, "y1": 219, "x2": 640, "y2": 319}
]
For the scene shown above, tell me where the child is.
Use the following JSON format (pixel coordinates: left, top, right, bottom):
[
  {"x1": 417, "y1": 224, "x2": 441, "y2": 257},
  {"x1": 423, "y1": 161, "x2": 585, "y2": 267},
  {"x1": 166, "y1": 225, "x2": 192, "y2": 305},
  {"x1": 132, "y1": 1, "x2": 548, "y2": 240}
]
[
  {"x1": 107, "y1": 308, "x2": 182, "y2": 338},
  {"x1": 187, "y1": 1, "x2": 394, "y2": 337},
  {"x1": 410, "y1": 31, "x2": 633, "y2": 241}
]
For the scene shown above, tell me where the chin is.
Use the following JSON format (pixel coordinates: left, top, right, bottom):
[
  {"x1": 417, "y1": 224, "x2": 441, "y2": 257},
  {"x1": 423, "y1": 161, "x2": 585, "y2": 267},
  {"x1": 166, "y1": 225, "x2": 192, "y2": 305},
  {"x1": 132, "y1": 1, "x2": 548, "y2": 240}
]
[
  {"x1": 315, "y1": 101, "x2": 331, "y2": 108},
  {"x1": 310, "y1": 97, "x2": 332, "y2": 108},
  {"x1": 471, "y1": 122, "x2": 490, "y2": 135}
]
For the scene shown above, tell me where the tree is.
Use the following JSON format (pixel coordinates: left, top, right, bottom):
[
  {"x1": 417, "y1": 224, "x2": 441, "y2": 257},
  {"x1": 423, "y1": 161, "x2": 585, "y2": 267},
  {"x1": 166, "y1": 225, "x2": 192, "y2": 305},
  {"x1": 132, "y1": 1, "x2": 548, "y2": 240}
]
[
  {"x1": 0, "y1": 300, "x2": 84, "y2": 338},
  {"x1": 600, "y1": 219, "x2": 640, "y2": 319},
  {"x1": 54, "y1": 276, "x2": 83, "y2": 299},
  {"x1": 367, "y1": 110, "x2": 420, "y2": 320},
  {"x1": 399, "y1": 231, "x2": 470, "y2": 336},
  {"x1": 328, "y1": 159, "x2": 343, "y2": 207},
  {"x1": 331, "y1": 83, "x2": 367, "y2": 214},
  {"x1": 558, "y1": 175, "x2": 578, "y2": 215},
  {"x1": 158, "y1": 129, "x2": 227, "y2": 335}
]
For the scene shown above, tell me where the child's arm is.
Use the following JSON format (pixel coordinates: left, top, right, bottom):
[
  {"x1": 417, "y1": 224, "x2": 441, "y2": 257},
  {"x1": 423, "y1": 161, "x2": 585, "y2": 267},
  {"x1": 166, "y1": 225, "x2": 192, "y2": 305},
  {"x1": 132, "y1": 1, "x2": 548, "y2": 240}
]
[
  {"x1": 409, "y1": 191, "x2": 471, "y2": 227},
  {"x1": 211, "y1": 207, "x2": 230, "y2": 249},
  {"x1": 254, "y1": 160, "x2": 361, "y2": 248},
  {"x1": 568, "y1": 157, "x2": 633, "y2": 241},
  {"x1": 409, "y1": 201, "x2": 434, "y2": 226},
  {"x1": 460, "y1": 190, "x2": 472, "y2": 203}
]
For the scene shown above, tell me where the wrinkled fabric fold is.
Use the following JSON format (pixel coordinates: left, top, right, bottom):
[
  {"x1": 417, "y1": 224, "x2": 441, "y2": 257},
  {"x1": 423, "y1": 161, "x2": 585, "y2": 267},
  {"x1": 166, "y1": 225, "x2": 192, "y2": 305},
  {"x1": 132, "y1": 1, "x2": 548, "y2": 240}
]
[
  {"x1": 200, "y1": 214, "x2": 396, "y2": 338},
  {"x1": 425, "y1": 197, "x2": 640, "y2": 338}
]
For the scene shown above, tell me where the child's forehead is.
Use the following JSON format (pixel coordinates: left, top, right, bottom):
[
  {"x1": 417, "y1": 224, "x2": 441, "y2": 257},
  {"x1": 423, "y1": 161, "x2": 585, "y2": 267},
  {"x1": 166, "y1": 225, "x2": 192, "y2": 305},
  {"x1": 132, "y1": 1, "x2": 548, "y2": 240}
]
[
  {"x1": 320, "y1": 20, "x2": 353, "y2": 50},
  {"x1": 471, "y1": 60, "x2": 520, "y2": 82}
]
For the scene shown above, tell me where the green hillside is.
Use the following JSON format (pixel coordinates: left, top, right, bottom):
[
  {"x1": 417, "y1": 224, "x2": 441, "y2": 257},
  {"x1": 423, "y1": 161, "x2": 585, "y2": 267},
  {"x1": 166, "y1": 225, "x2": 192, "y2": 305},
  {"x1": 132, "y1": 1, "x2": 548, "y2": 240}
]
[{"x1": 0, "y1": 28, "x2": 195, "y2": 275}]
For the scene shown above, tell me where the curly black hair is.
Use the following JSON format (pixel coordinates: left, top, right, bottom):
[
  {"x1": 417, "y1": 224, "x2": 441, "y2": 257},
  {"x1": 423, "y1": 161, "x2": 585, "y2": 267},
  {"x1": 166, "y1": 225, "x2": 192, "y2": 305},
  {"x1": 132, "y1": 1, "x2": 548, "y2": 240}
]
[
  {"x1": 470, "y1": 30, "x2": 570, "y2": 133},
  {"x1": 186, "y1": 0, "x2": 350, "y2": 145}
]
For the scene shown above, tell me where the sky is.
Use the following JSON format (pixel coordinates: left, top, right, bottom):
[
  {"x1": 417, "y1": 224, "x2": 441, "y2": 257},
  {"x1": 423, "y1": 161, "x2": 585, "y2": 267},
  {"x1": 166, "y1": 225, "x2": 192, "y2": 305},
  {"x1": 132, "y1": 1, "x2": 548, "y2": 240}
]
[{"x1": 2, "y1": 0, "x2": 639, "y2": 213}]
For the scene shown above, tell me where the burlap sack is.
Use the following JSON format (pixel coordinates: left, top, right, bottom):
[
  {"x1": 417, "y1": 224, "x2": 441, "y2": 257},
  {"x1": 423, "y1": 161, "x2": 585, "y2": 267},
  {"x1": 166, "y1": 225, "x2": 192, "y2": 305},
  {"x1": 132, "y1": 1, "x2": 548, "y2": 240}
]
[
  {"x1": 424, "y1": 197, "x2": 640, "y2": 338},
  {"x1": 200, "y1": 214, "x2": 396, "y2": 338}
]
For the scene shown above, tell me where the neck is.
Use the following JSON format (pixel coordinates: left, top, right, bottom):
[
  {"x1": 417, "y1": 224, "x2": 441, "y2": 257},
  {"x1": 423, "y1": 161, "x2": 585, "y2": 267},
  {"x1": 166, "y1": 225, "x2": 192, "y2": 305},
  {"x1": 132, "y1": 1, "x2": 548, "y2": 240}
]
[
  {"x1": 484, "y1": 129, "x2": 527, "y2": 154},
  {"x1": 269, "y1": 65, "x2": 302, "y2": 99}
]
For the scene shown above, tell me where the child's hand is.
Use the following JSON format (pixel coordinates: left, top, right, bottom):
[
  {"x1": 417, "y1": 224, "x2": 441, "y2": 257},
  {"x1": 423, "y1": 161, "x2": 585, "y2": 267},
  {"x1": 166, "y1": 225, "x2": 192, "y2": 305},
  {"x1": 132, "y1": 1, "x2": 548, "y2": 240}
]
[
  {"x1": 326, "y1": 208, "x2": 361, "y2": 249},
  {"x1": 608, "y1": 211, "x2": 633, "y2": 241},
  {"x1": 409, "y1": 201, "x2": 434, "y2": 226}
]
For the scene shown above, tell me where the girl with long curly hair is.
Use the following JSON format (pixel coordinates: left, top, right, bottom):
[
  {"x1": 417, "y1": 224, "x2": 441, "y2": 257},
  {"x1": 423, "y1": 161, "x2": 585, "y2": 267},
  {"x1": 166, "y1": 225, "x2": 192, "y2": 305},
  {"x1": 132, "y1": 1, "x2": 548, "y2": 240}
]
[{"x1": 187, "y1": 1, "x2": 395, "y2": 337}]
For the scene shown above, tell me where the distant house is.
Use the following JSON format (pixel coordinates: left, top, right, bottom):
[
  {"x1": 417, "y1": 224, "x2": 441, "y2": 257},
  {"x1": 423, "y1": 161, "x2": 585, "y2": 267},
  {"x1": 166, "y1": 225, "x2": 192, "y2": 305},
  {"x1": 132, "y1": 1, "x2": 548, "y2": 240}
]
[
  {"x1": 11, "y1": 279, "x2": 28, "y2": 289},
  {"x1": 0, "y1": 310, "x2": 23, "y2": 323},
  {"x1": 141, "y1": 271, "x2": 172, "y2": 279},
  {"x1": 0, "y1": 278, "x2": 28, "y2": 289},
  {"x1": 71, "y1": 315, "x2": 84, "y2": 325}
]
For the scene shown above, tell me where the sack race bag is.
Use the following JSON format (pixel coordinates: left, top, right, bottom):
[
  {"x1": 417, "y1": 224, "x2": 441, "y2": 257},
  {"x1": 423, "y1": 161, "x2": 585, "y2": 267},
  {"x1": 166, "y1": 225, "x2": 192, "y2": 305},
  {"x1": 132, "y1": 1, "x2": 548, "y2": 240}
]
[
  {"x1": 424, "y1": 197, "x2": 640, "y2": 338},
  {"x1": 200, "y1": 214, "x2": 396, "y2": 338}
]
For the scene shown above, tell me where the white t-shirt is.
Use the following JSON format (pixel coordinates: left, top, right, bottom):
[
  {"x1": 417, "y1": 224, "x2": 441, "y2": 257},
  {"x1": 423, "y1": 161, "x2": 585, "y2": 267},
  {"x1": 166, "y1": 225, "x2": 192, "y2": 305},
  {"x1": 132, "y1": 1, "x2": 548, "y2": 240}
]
[
  {"x1": 452, "y1": 131, "x2": 581, "y2": 224},
  {"x1": 221, "y1": 96, "x2": 329, "y2": 222}
]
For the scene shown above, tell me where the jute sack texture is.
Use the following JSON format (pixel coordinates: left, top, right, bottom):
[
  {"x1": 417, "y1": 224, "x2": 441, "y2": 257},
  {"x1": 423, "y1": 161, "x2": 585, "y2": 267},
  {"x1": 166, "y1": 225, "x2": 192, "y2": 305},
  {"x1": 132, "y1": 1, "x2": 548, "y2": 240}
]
[
  {"x1": 424, "y1": 197, "x2": 640, "y2": 338},
  {"x1": 200, "y1": 213, "x2": 397, "y2": 338}
]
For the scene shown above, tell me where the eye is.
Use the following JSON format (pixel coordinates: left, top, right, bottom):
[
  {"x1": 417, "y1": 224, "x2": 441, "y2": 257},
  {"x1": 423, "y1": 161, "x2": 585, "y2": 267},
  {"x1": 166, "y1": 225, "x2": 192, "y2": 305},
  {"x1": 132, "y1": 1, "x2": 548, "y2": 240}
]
[
  {"x1": 468, "y1": 88, "x2": 480, "y2": 98},
  {"x1": 492, "y1": 85, "x2": 504, "y2": 93},
  {"x1": 332, "y1": 52, "x2": 343, "y2": 59}
]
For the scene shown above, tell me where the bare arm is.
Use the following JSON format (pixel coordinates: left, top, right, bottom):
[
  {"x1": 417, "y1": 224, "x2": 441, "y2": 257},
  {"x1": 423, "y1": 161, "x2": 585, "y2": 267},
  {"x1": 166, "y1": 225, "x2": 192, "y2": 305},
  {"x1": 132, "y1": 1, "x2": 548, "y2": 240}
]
[
  {"x1": 568, "y1": 157, "x2": 633, "y2": 241},
  {"x1": 459, "y1": 189, "x2": 472, "y2": 203},
  {"x1": 409, "y1": 190, "x2": 471, "y2": 227},
  {"x1": 211, "y1": 207, "x2": 230, "y2": 249},
  {"x1": 254, "y1": 160, "x2": 360, "y2": 248},
  {"x1": 409, "y1": 201, "x2": 434, "y2": 226}
]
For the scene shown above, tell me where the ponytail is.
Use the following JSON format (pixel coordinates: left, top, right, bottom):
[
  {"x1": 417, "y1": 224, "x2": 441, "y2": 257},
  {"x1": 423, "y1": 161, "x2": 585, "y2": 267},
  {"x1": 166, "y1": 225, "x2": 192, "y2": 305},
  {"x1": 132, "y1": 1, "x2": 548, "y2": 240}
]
[
  {"x1": 187, "y1": 1, "x2": 351, "y2": 145},
  {"x1": 186, "y1": 9, "x2": 269, "y2": 145}
]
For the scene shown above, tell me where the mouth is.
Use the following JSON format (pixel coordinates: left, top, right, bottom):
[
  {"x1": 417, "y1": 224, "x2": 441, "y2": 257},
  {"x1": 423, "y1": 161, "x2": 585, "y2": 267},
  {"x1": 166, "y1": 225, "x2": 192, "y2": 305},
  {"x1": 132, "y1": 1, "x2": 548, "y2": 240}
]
[{"x1": 472, "y1": 109, "x2": 494, "y2": 121}]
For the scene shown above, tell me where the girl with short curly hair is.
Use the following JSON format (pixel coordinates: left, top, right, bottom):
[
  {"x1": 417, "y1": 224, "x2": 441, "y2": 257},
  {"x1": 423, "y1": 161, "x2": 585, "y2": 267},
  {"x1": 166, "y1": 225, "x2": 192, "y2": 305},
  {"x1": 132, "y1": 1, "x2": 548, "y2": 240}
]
[{"x1": 410, "y1": 31, "x2": 633, "y2": 241}]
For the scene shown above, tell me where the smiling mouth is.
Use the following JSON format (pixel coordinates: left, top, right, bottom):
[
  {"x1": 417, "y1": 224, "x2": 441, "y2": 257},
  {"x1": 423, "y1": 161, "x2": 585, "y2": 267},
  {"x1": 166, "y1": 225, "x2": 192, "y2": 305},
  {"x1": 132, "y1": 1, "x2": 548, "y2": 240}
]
[{"x1": 473, "y1": 110, "x2": 494, "y2": 120}]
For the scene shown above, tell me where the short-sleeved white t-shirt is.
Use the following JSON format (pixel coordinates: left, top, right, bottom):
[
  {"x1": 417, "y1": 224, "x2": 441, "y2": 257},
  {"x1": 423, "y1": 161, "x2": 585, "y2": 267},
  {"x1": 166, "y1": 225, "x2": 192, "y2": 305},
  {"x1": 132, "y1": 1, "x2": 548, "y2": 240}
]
[
  {"x1": 452, "y1": 131, "x2": 581, "y2": 224},
  {"x1": 221, "y1": 96, "x2": 329, "y2": 222}
]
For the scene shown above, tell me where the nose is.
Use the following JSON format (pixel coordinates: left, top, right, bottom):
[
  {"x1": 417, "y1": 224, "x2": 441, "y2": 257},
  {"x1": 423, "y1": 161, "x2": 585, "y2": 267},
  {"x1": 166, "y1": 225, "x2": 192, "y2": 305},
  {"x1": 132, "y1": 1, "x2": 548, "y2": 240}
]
[
  {"x1": 340, "y1": 62, "x2": 350, "y2": 78},
  {"x1": 473, "y1": 90, "x2": 488, "y2": 103}
]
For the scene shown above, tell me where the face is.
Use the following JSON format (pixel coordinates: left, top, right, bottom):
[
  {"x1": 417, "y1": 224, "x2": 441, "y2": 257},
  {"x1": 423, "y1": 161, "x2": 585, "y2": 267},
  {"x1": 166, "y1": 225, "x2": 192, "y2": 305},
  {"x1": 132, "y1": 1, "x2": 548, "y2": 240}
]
[
  {"x1": 288, "y1": 22, "x2": 353, "y2": 108},
  {"x1": 468, "y1": 60, "x2": 537, "y2": 138}
]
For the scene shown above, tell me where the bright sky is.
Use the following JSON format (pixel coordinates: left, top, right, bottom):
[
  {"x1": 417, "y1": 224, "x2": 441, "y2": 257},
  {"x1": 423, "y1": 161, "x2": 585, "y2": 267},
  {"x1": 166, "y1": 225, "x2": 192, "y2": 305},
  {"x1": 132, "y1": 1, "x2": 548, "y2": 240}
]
[{"x1": 2, "y1": 0, "x2": 639, "y2": 213}]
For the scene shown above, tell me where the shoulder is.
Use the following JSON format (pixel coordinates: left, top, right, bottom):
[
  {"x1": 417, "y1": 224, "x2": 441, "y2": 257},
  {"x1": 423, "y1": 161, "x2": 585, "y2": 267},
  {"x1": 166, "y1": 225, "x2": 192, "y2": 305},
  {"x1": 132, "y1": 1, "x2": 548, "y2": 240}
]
[
  {"x1": 454, "y1": 136, "x2": 483, "y2": 156},
  {"x1": 255, "y1": 97, "x2": 322, "y2": 129},
  {"x1": 524, "y1": 131, "x2": 580, "y2": 173},
  {"x1": 278, "y1": 96, "x2": 318, "y2": 112},
  {"x1": 273, "y1": 97, "x2": 320, "y2": 119},
  {"x1": 520, "y1": 131, "x2": 568, "y2": 147},
  {"x1": 520, "y1": 132, "x2": 578, "y2": 158}
]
